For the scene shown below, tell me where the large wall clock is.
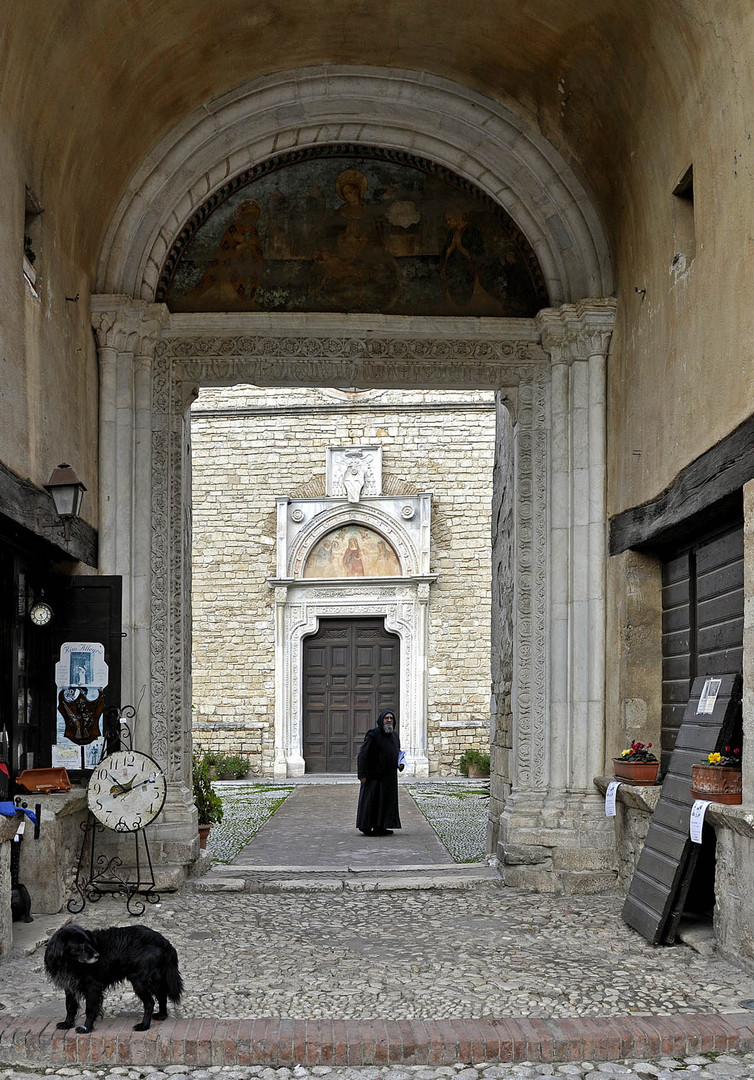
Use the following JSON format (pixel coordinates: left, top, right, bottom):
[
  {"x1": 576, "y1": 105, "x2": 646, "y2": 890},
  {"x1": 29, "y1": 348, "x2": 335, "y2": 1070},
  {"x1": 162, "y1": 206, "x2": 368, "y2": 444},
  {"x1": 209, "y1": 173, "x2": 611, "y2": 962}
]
[{"x1": 87, "y1": 750, "x2": 167, "y2": 833}]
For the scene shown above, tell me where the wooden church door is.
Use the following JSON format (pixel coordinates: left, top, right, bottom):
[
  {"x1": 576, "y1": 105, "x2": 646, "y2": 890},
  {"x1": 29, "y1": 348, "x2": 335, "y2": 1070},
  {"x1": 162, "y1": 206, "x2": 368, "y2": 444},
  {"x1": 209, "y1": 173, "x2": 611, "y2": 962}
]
[{"x1": 302, "y1": 617, "x2": 400, "y2": 772}]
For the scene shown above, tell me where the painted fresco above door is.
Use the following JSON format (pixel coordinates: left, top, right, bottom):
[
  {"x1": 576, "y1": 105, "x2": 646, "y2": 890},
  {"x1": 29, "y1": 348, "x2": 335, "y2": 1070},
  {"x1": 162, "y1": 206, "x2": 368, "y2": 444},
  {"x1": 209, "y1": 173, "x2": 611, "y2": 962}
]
[
  {"x1": 160, "y1": 147, "x2": 548, "y2": 316},
  {"x1": 303, "y1": 525, "x2": 402, "y2": 579}
]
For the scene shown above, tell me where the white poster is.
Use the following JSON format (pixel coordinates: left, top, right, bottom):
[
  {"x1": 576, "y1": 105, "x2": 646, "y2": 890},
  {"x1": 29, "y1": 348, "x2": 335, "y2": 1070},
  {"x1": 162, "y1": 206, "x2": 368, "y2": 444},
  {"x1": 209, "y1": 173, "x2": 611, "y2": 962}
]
[
  {"x1": 690, "y1": 799, "x2": 712, "y2": 843},
  {"x1": 605, "y1": 780, "x2": 621, "y2": 817},
  {"x1": 697, "y1": 678, "x2": 722, "y2": 715}
]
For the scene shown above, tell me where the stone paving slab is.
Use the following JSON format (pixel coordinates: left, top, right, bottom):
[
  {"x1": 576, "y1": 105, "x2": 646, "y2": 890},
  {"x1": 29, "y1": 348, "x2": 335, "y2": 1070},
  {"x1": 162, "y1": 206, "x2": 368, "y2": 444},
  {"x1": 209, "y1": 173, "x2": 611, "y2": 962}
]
[{"x1": 229, "y1": 785, "x2": 455, "y2": 869}]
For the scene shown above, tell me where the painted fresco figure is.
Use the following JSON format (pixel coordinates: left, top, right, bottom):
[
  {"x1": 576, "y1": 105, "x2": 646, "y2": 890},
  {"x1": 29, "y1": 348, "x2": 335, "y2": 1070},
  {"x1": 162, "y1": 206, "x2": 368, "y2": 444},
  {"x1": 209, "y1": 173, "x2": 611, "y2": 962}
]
[
  {"x1": 342, "y1": 536, "x2": 365, "y2": 576},
  {"x1": 188, "y1": 199, "x2": 264, "y2": 310},
  {"x1": 440, "y1": 208, "x2": 506, "y2": 316},
  {"x1": 311, "y1": 169, "x2": 402, "y2": 311},
  {"x1": 356, "y1": 709, "x2": 404, "y2": 836}
]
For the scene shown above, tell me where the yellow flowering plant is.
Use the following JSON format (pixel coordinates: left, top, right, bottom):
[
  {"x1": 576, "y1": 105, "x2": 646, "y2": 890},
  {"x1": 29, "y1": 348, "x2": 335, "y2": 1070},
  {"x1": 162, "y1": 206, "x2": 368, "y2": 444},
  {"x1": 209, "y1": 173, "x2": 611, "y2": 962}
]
[{"x1": 703, "y1": 746, "x2": 741, "y2": 768}]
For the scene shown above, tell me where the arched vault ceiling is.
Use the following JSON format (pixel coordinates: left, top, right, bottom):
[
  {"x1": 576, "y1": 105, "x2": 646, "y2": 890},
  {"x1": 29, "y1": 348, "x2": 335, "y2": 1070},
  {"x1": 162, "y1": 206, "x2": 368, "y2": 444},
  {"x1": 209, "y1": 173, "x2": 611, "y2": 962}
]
[{"x1": 2, "y1": 1, "x2": 727, "y2": 279}]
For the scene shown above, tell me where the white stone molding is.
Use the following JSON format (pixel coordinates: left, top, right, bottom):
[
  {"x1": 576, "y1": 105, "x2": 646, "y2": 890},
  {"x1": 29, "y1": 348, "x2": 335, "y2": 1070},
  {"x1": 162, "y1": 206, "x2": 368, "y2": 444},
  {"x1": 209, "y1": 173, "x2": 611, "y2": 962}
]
[
  {"x1": 95, "y1": 68, "x2": 612, "y2": 305},
  {"x1": 270, "y1": 483, "x2": 434, "y2": 776},
  {"x1": 282, "y1": 497, "x2": 430, "y2": 579},
  {"x1": 91, "y1": 296, "x2": 171, "y2": 762},
  {"x1": 535, "y1": 299, "x2": 615, "y2": 794}
]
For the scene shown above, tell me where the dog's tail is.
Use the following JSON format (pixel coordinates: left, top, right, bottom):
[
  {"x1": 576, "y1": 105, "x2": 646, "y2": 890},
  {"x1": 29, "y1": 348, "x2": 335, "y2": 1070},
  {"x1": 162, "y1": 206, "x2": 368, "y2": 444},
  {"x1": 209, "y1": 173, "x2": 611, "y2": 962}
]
[{"x1": 166, "y1": 962, "x2": 184, "y2": 1004}]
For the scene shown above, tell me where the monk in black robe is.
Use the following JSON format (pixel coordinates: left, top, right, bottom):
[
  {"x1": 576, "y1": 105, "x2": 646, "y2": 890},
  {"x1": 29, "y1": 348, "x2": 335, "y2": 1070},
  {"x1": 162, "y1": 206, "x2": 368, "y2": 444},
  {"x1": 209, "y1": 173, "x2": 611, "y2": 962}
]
[{"x1": 356, "y1": 709, "x2": 404, "y2": 836}]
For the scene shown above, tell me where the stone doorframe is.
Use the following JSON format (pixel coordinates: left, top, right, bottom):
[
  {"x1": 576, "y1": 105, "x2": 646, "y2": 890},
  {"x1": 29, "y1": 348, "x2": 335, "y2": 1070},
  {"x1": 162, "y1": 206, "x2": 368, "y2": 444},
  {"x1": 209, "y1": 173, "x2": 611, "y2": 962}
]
[
  {"x1": 271, "y1": 491, "x2": 435, "y2": 778},
  {"x1": 91, "y1": 298, "x2": 616, "y2": 886}
]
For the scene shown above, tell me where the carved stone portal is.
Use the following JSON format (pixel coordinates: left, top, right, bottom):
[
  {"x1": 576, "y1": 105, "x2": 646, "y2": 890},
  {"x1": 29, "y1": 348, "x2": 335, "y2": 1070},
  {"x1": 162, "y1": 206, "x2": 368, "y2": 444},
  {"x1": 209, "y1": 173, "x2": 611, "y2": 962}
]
[
  {"x1": 271, "y1": 474, "x2": 434, "y2": 776},
  {"x1": 92, "y1": 302, "x2": 617, "y2": 891}
]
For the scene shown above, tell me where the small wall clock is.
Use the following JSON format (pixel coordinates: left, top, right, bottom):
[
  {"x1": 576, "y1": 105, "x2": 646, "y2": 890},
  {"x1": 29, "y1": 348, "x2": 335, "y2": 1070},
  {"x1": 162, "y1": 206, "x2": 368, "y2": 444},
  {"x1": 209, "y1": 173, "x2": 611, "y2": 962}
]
[
  {"x1": 87, "y1": 750, "x2": 167, "y2": 833},
  {"x1": 29, "y1": 597, "x2": 54, "y2": 626}
]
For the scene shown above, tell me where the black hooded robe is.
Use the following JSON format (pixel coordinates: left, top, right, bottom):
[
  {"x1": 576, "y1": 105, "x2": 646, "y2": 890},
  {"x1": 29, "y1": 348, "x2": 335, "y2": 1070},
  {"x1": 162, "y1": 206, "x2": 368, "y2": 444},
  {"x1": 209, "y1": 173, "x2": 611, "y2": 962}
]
[{"x1": 356, "y1": 711, "x2": 402, "y2": 833}]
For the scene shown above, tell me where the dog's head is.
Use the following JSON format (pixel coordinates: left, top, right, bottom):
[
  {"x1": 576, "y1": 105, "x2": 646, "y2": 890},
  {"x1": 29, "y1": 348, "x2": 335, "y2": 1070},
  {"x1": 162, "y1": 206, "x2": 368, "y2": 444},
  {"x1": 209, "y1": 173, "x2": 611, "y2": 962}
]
[{"x1": 45, "y1": 925, "x2": 100, "y2": 966}]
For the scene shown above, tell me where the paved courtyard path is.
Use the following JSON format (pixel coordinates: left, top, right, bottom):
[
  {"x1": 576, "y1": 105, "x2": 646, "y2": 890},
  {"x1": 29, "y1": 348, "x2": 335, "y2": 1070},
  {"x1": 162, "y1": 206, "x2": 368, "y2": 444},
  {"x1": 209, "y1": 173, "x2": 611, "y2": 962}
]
[{"x1": 3, "y1": 781, "x2": 754, "y2": 1072}]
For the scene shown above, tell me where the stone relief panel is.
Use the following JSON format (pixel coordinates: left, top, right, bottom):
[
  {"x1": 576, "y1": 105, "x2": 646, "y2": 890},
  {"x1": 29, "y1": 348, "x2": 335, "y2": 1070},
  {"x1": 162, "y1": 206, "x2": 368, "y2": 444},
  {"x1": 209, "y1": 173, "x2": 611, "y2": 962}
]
[
  {"x1": 513, "y1": 379, "x2": 549, "y2": 791},
  {"x1": 327, "y1": 445, "x2": 382, "y2": 499}
]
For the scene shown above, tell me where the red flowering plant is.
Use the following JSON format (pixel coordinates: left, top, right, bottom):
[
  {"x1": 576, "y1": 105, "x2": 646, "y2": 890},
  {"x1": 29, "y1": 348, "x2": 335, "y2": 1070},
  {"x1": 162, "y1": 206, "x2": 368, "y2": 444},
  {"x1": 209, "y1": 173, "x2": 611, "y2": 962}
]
[
  {"x1": 618, "y1": 740, "x2": 658, "y2": 763},
  {"x1": 703, "y1": 746, "x2": 741, "y2": 769}
]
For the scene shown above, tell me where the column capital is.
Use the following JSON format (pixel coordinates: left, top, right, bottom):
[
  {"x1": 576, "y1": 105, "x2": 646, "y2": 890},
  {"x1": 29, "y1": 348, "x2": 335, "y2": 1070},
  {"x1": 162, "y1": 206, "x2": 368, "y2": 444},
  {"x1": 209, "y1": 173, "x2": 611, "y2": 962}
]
[
  {"x1": 91, "y1": 294, "x2": 170, "y2": 356},
  {"x1": 536, "y1": 298, "x2": 617, "y2": 364}
]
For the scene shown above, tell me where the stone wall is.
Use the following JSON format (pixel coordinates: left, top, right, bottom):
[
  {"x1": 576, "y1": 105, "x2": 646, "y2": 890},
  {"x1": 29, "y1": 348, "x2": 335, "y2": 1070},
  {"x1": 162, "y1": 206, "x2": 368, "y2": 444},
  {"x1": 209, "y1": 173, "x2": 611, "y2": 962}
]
[{"x1": 191, "y1": 385, "x2": 495, "y2": 775}]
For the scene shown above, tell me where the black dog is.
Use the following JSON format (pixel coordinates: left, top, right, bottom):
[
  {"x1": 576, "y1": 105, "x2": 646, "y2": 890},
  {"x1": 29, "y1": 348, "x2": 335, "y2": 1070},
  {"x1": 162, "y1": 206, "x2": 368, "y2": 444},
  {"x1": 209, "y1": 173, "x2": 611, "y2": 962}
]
[{"x1": 44, "y1": 924, "x2": 184, "y2": 1033}]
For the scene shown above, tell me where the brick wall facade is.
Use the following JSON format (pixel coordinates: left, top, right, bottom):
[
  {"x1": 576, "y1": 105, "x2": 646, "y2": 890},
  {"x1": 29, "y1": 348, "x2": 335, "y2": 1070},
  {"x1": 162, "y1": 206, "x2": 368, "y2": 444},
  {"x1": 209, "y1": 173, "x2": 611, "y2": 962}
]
[{"x1": 191, "y1": 385, "x2": 495, "y2": 775}]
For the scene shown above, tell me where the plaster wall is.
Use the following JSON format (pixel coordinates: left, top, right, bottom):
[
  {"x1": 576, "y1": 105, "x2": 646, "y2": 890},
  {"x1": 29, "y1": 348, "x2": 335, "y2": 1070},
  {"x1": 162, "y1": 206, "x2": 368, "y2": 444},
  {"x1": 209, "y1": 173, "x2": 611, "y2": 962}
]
[
  {"x1": 0, "y1": 125, "x2": 99, "y2": 520},
  {"x1": 191, "y1": 385, "x2": 495, "y2": 775}
]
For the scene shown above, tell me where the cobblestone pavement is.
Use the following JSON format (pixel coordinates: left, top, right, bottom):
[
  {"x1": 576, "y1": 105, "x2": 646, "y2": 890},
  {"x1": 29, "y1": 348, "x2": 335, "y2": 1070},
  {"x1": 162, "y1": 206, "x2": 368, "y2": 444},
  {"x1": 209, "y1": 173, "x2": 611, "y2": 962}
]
[
  {"x1": 5, "y1": 1054, "x2": 754, "y2": 1078},
  {"x1": 5, "y1": 887, "x2": 754, "y2": 1022},
  {"x1": 4, "y1": 885, "x2": 754, "y2": 1073}
]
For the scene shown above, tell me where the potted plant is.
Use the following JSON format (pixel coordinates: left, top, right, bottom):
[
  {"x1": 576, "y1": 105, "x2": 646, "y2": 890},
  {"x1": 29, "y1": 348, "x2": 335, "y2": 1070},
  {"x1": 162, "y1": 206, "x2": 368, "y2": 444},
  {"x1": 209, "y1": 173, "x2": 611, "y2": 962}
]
[
  {"x1": 691, "y1": 746, "x2": 742, "y2": 804},
  {"x1": 192, "y1": 750, "x2": 224, "y2": 848},
  {"x1": 458, "y1": 748, "x2": 490, "y2": 778},
  {"x1": 613, "y1": 741, "x2": 660, "y2": 785}
]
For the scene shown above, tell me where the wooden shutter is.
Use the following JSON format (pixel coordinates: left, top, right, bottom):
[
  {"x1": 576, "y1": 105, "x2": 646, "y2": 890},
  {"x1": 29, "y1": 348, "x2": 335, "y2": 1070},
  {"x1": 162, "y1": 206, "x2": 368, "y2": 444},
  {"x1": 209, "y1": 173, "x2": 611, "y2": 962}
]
[{"x1": 661, "y1": 522, "x2": 743, "y2": 769}]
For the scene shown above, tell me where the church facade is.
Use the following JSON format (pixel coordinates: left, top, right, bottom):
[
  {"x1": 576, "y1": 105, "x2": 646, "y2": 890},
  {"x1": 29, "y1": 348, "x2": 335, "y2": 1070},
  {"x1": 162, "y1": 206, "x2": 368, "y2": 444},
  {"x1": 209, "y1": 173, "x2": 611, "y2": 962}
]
[
  {"x1": 191, "y1": 386, "x2": 496, "y2": 778},
  {"x1": 1, "y1": 4, "x2": 754, "y2": 968}
]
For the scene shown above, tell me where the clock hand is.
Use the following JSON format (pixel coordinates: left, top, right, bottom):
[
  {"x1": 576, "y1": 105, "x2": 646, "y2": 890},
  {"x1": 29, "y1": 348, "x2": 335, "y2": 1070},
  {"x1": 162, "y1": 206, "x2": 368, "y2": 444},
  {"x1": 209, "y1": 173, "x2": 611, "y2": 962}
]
[
  {"x1": 104, "y1": 771, "x2": 132, "y2": 795},
  {"x1": 112, "y1": 776, "x2": 158, "y2": 797}
]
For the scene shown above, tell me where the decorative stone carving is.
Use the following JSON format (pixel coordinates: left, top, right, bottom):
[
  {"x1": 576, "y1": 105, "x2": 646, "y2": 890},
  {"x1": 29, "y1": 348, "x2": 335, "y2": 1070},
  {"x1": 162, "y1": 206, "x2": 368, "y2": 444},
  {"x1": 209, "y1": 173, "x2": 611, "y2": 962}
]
[{"x1": 327, "y1": 446, "x2": 382, "y2": 499}]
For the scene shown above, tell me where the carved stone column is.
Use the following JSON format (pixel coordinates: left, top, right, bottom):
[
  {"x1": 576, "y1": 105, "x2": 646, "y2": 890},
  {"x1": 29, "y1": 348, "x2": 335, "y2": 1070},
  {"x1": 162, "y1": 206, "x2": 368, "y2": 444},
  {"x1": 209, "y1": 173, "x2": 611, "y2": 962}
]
[
  {"x1": 497, "y1": 299, "x2": 617, "y2": 893},
  {"x1": 92, "y1": 296, "x2": 170, "y2": 720},
  {"x1": 92, "y1": 295, "x2": 197, "y2": 885}
]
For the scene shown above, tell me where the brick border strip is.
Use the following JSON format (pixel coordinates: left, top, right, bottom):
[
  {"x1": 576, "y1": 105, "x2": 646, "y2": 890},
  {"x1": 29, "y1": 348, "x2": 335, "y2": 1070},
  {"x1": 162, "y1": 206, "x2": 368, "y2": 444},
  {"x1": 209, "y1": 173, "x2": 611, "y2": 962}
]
[{"x1": 2, "y1": 1014, "x2": 754, "y2": 1068}]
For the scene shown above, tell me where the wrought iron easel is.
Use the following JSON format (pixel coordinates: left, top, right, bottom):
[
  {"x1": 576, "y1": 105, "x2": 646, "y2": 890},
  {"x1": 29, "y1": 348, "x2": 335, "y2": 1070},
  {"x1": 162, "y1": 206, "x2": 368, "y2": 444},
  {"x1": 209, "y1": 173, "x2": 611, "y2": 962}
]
[{"x1": 68, "y1": 701, "x2": 161, "y2": 917}]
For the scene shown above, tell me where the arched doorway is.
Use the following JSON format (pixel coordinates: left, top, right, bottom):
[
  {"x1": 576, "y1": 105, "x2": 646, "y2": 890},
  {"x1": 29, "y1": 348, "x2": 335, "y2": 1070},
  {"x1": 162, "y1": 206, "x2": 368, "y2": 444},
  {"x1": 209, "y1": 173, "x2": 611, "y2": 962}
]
[
  {"x1": 302, "y1": 617, "x2": 400, "y2": 772},
  {"x1": 92, "y1": 66, "x2": 617, "y2": 890}
]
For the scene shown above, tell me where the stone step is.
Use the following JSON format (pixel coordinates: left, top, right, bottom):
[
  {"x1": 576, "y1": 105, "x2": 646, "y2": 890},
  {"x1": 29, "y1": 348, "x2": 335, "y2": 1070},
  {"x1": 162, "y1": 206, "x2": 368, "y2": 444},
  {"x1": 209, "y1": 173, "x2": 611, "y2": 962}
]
[{"x1": 189, "y1": 862, "x2": 501, "y2": 893}]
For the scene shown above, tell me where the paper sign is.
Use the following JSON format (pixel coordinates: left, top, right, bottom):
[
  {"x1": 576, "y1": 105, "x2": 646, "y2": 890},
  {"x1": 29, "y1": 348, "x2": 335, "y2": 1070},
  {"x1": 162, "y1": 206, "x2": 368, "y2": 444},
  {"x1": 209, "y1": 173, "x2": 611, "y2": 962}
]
[
  {"x1": 605, "y1": 780, "x2": 621, "y2": 817},
  {"x1": 690, "y1": 799, "x2": 712, "y2": 843},
  {"x1": 697, "y1": 678, "x2": 722, "y2": 715},
  {"x1": 54, "y1": 642, "x2": 109, "y2": 690}
]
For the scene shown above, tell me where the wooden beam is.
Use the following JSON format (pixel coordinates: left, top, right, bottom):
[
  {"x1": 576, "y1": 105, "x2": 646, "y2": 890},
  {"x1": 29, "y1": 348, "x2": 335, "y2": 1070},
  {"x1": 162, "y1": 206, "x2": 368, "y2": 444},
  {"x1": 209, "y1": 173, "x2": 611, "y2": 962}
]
[
  {"x1": 0, "y1": 460, "x2": 97, "y2": 567},
  {"x1": 609, "y1": 414, "x2": 753, "y2": 555}
]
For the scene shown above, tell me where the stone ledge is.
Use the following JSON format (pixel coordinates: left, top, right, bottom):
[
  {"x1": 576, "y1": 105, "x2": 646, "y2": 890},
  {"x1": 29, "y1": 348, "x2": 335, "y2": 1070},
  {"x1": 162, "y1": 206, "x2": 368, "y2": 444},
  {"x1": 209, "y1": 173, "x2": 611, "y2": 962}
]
[{"x1": 593, "y1": 775, "x2": 661, "y2": 811}]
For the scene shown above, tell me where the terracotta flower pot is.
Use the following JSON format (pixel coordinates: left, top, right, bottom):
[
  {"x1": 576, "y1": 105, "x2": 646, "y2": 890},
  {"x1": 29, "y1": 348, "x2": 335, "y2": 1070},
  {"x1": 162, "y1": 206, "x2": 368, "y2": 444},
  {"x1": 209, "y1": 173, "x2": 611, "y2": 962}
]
[
  {"x1": 612, "y1": 758, "x2": 660, "y2": 785},
  {"x1": 198, "y1": 823, "x2": 212, "y2": 849},
  {"x1": 690, "y1": 764, "x2": 742, "y2": 804}
]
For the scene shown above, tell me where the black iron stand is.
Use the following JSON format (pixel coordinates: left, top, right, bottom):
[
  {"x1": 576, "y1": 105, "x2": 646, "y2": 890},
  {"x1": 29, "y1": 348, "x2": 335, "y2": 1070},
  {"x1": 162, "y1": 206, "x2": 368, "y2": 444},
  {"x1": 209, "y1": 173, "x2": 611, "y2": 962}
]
[{"x1": 68, "y1": 704, "x2": 161, "y2": 917}]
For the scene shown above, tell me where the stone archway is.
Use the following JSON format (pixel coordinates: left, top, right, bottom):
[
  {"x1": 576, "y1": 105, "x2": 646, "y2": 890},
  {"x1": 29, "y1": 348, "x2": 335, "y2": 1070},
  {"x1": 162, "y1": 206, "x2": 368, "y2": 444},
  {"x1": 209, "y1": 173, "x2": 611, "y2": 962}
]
[
  {"x1": 90, "y1": 64, "x2": 617, "y2": 888},
  {"x1": 91, "y1": 301, "x2": 616, "y2": 889}
]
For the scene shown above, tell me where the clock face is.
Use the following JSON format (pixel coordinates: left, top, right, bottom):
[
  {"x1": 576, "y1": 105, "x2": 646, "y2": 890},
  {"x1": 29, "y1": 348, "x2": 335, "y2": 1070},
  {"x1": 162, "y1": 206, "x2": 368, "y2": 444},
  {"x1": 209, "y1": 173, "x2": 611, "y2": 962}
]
[
  {"x1": 29, "y1": 600, "x2": 53, "y2": 626},
  {"x1": 87, "y1": 750, "x2": 167, "y2": 832}
]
